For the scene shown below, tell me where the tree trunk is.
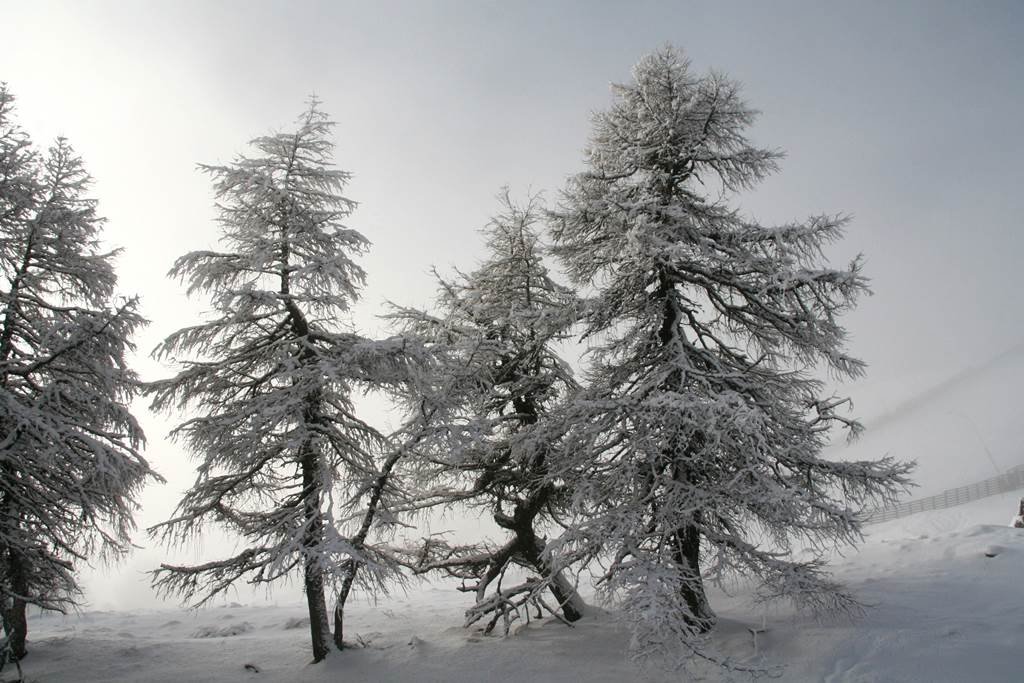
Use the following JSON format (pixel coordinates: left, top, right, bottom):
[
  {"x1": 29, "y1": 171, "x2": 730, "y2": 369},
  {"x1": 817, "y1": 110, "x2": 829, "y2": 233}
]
[
  {"x1": 332, "y1": 561, "x2": 356, "y2": 650},
  {"x1": 2, "y1": 601, "x2": 27, "y2": 662},
  {"x1": 332, "y1": 600, "x2": 345, "y2": 651},
  {"x1": 2, "y1": 554, "x2": 28, "y2": 661},
  {"x1": 511, "y1": 517, "x2": 585, "y2": 623},
  {"x1": 300, "y1": 450, "x2": 331, "y2": 663},
  {"x1": 672, "y1": 521, "x2": 714, "y2": 633},
  {"x1": 330, "y1": 442, "x2": 408, "y2": 652},
  {"x1": 521, "y1": 540, "x2": 584, "y2": 622},
  {"x1": 656, "y1": 277, "x2": 715, "y2": 633},
  {"x1": 547, "y1": 567, "x2": 586, "y2": 622},
  {"x1": 303, "y1": 564, "x2": 331, "y2": 662}
]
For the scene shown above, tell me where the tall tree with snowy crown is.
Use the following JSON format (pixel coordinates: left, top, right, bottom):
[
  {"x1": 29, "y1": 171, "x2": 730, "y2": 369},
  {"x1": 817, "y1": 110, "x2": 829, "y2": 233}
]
[
  {"x1": 0, "y1": 84, "x2": 157, "y2": 662},
  {"x1": 388, "y1": 190, "x2": 585, "y2": 629},
  {"x1": 548, "y1": 48, "x2": 912, "y2": 661},
  {"x1": 148, "y1": 100, "x2": 417, "y2": 662}
]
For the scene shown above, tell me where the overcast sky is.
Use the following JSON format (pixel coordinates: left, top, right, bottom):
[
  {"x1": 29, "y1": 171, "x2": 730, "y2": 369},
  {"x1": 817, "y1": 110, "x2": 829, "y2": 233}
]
[{"x1": 4, "y1": 0, "x2": 1023, "y2": 607}]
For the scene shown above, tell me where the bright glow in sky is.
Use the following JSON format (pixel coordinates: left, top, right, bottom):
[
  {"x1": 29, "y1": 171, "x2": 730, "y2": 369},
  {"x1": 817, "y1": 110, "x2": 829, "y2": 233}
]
[{"x1": 4, "y1": 0, "x2": 1023, "y2": 607}]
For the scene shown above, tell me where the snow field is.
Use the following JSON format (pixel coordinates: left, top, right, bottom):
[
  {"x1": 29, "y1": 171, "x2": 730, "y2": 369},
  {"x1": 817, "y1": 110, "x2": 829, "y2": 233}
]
[{"x1": 12, "y1": 493, "x2": 1023, "y2": 683}]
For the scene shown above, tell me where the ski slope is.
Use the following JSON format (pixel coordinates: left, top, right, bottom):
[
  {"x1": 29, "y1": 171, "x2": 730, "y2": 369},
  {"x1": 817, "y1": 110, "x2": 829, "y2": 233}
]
[
  {"x1": 832, "y1": 343, "x2": 1024, "y2": 497},
  {"x1": 12, "y1": 494, "x2": 1022, "y2": 683}
]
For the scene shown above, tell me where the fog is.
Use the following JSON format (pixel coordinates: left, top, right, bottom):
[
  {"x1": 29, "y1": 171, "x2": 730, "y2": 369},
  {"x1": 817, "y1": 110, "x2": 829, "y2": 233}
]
[{"x1": 3, "y1": 0, "x2": 1022, "y2": 609}]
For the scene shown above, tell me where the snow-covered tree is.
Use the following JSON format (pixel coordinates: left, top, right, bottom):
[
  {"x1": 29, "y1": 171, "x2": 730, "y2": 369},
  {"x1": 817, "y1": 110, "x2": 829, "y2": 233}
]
[
  {"x1": 388, "y1": 191, "x2": 585, "y2": 631},
  {"x1": 0, "y1": 84, "x2": 157, "y2": 661},
  {"x1": 148, "y1": 100, "x2": 419, "y2": 662},
  {"x1": 547, "y1": 48, "x2": 912, "y2": 662}
]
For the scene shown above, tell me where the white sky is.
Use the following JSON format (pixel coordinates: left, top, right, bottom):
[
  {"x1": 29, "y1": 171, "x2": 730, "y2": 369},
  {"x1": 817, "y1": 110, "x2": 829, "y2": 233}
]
[{"x1": 3, "y1": 0, "x2": 1023, "y2": 608}]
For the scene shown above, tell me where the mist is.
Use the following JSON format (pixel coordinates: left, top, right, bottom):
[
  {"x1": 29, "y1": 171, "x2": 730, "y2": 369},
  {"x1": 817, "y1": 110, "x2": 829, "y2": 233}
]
[{"x1": 4, "y1": 0, "x2": 1022, "y2": 614}]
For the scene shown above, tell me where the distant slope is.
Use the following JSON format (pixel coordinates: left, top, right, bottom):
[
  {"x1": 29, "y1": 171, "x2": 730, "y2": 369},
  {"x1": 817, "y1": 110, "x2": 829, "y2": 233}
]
[
  {"x1": 829, "y1": 341, "x2": 1024, "y2": 496},
  {"x1": 866, "y1": 339, "x2": 1024, "y2": 433}
]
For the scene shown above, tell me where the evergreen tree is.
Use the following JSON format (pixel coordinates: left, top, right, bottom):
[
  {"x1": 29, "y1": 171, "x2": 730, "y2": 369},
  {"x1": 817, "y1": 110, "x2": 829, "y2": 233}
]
[
  {"x1": 548, "y1": 48, "x2": 912, "y2": 661},
  {"x1": 148, "y1": 100, "x2": 417, "y2": 662},
  {"x1": 389, "y1": 191, "x2": 585, "y2": 631},
  {"x1": 0, "y1": 84, "x2": 156, "y2": 661}
]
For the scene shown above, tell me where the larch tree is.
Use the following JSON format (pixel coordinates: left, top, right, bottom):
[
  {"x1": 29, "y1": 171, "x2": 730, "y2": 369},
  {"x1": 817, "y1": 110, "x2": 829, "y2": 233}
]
[
  {"x1": 547, "y1": 48, "x2": 912, "y2": 662},
  {"x1": 148, "y1": 100, "x2": 418, "y2": 662},
  {"x1": 388, "y1": 191, "x2": 586, "y2": 632},
  {"x1": 0, "y1": 84, "x2": 157, "y2": 663}
]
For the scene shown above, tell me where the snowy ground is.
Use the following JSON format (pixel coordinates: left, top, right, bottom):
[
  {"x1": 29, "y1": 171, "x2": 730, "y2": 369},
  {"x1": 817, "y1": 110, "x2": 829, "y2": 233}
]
[{"x1": 8, "y1": 493, "x2": 1022, "y2": 683}]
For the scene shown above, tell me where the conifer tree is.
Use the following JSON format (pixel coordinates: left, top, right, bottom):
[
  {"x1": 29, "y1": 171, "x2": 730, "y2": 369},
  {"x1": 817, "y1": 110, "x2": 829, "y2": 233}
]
[
  {"x1": 548, "y1": 48, "x2": 912, "y2": 662},
  {"x1": 148, "y1": 100, "x2": 416, "y2": 662},
  {"x1": 0, "y1": 84, "x2": 156, "y2": 662},
  {"x1": 389, "y1": 191, "x2": 585, "y2": 630}
]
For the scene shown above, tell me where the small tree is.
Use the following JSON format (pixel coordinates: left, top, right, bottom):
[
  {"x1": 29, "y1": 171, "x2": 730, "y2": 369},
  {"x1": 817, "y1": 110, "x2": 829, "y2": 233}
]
[
  {"x1": 148, "y1": 100, "x2": 419, "y2": 662},
  {"x1": 0, "y1": 84, "x2": 157, "y2": 661},
  {"x1": 548, "y1": 48, "x2": 912, "y2": 662},
  {"x1": 389, "y1": 191, "x2": 585, "y2": 631}
]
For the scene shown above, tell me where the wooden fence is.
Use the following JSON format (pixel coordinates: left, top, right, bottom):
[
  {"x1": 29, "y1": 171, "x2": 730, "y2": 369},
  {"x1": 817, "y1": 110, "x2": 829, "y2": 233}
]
[{"x1": 863, "y1": 464, "x2": 1024, "y2": 525}]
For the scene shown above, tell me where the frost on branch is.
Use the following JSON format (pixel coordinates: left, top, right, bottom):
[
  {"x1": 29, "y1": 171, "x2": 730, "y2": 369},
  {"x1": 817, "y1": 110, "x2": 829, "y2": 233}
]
[
  {"x1": 0, "y1": 84, "x2": 158, "y2": 661},
  {"x1": 147, "y1": 99, "x2": 423, "y2": 662},
  {"x1": 547, "y1": 47, "x2": 913, "y2": 665},
  {"x1": 387, "y1": 190, "x2": 587, "y2": 628}
]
